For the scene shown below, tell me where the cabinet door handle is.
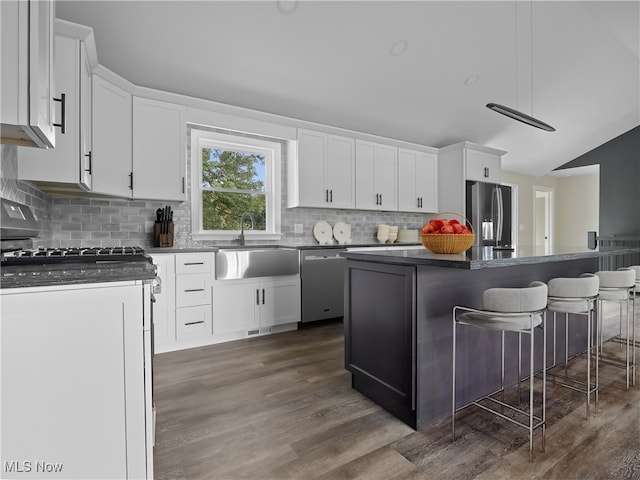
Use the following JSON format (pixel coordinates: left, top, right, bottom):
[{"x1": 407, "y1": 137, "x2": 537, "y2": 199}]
[
  {"x1": 84, "y1": 152, "x2": 92, "y2": 173},
  {"x1": 184, "y1": 288, "x2": 205, "y2": 293},
  {"x1": 375, "y1": 193, "x2": 379, "y2": 205},
  {"x1": 484, "y1": 167, "x2": 489, "y2": 178},
  {"x1": 53, "y1": 93, "x2": 66, "y2": 134},
  {"x1": 182, "y1": 176, "x2": 185, "y2": 194},
  {"x1": 380, "y1": 193, "x2": 383, "y2": 205},
  {"x1": 256, "y1": 289, "x2": 260, "y2": 305},
  {"x1": 329, "y1": 190, "x2": 333, "y2": 202},
  {"x1": 185, "y1": 320, "x2": 205, "y2": 326},
  {"x1": 262, "y1": 288, "x2": 265, "y2": 304},
  {"x1": 183, "y1": 262, "x2": 204, "y2": 266},
  {"x1": 325, "y1": 189, "x2": 329, "y2": 202},
  {"x1": 129, "y1": 172, "x2": 134, "y2": 190}
]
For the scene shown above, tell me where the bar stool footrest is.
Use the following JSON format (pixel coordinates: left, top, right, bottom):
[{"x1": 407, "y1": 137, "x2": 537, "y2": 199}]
[
  {"x1": 456, "y1": 392, "x2": 545, "y2": 433},
  {"x1": 544, "y1": 370, "x2": 598, "y2": 396}
]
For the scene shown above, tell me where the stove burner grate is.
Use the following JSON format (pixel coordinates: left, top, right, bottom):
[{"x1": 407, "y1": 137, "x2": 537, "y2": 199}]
[{"x1": 1, "y1": 246, "x2": 150, "y2": 266}]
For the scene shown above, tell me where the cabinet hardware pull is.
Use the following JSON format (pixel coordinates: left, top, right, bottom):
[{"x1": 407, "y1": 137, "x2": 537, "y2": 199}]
[
  {"x1": 129, "y1": 172, "x2": 133, "y2": 190},
  {"x1": 329, "y1": 190, "x2": 333, "y2": 202},
  {"x1": 185, "y1": 320, "x2": 205, "y2": 326},
  {"x1": 182, "y1": 176, "x2": 185, "y2": 194},
  {"x1": 262, "y1": 288, "x2": 265, "y2": 304},
  {"x1": 375, "y1": 193, "x2": 379, "y2": 205},
  {"x1": 84, "y1": 152, "x2": 92, "y2": 173},
  {"x1": 380, "y1": 193, "x2": 383, "y2": 205},
  {"x1": 183, "y1": 262, "x2": 204, "y2": 266},
  {"x1": 256, "y1": 289, "x2": 260, "y2": 305},
  {"x1": 325, "y1": 189, "x2": 329, "y2": 202},
  {"x1": 484, "y1": 167, "x2": 489, "y2": 178},
  {"x1": 53, "y1": 93, "x2": 66, "y2": 133},
  {"x1": 184, "y1": 288, "x2": 205, "y2": 293}
]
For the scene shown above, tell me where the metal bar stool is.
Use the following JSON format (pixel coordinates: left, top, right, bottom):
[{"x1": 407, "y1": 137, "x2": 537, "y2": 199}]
[
  {"x1": 452, "y1": 281, "x2": 548, "y2": 461},
  {"x1": 546, "y1": 274, "x2": 599, "y2": 418},
  {"x1": 629, "y1": 265, "x2": 640, "y2": 329},
  {"x1": 595, "y1": 268, "x2": 636, "y2": 389}
]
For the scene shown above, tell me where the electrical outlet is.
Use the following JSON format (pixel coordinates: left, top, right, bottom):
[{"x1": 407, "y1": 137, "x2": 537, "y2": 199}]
[{"x1": 294, "y1": 224, "x2": 303, "y2": 234}]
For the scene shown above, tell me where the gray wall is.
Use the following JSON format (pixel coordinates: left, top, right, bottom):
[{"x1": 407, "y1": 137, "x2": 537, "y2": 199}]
[{"x1": 557, "y1": 125, "x2": 640, "y2": 236}]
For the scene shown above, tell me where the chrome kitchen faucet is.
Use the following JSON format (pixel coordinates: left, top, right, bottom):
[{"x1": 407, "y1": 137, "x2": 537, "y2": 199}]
[{"x1": 238, "y1": 212, "x2": 255, "y2": 246}]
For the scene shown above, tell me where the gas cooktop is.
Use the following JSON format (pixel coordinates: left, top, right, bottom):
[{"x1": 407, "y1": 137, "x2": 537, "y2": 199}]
[{"x1": 1, "y1": 246, "x2": 151, "y2": 266}]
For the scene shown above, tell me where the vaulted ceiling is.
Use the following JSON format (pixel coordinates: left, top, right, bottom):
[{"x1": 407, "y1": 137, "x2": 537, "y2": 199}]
[{"x1": 56, "y1": 1, "x2": 639, "y2": 176}]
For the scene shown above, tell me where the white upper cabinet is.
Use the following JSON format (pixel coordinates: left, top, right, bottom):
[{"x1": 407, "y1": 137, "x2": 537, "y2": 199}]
[
  {"x1": 91, "y1": 74, "x2": 133, "y2": 198},
  {"x1": 465, "y1": 148, "x2": 502, "y2": 183},
  {"x1": 437, "y1": 141, "x2": 506, "y2": 214},
  {"x1": 325, "y1": 134, "x2": 356, "y2": 208},
  {"x1": 132, "y1": 97, "x2": 186, "y2": 201},
  {"x1": 1, "y1": 0, "x2": 55, "y2": 148},
  {"x1": 19, "y1": 30, "x2": 93, "y2": 191},
  {"x1": 80, "y1": 42, "x2": 93, "y2": 189},
  {"x1": 355, "y1": 140, "x2": 397, "y2": 211},
  {"x1": 289, "y1": 129, "x2": 355, "y2": 209},
  {"x1": 398, "y1": 148, "x2": 438, "y2": 213}
]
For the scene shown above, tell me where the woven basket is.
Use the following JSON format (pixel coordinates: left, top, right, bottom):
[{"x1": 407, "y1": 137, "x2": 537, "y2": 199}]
[{"x1": 421, "y1": 212, "x2": 475, "y2": 254}]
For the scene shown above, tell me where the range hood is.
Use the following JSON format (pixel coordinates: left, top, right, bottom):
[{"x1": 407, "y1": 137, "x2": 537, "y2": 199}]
[{"x1": 0, "y1": 198, "x2": 40, "y2": 240}]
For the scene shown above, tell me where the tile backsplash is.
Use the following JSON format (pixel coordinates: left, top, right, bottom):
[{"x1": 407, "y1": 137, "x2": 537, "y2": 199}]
[{"x1": 1, "y1": 140, "x2": 428, "y2": 249}]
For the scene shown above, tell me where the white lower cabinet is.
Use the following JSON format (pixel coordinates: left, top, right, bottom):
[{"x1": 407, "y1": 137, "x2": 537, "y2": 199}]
[
  {"x1": 174, "y1": 252, "x2": 214, "y2": 343},
  {"x1": 212, "y1": 275, "x2": 301, "y2": 336},
  {"x1": 212, "y1": 280, "x2": 260, "y2": 334},
  {"x1": 260, "y1": 277, "x2": 301, "y2": 327},
  {"x1": 151, "y1": 253, "x2": 176, "y2": 350},
  {"x1": 151, "y1": 253, "x2": 300, "y2": 353},
  {"x1": 1, "y1": 281, "x2": 151, "y2": 479},
  {"x1": 176, "y1": 304, "x2": 212, "y2": 340}
]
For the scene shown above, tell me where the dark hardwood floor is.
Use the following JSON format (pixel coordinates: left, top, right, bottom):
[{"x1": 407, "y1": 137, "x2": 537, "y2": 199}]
[{"x1": 153, "y1": 305, "x2": 640, "y2": 480}]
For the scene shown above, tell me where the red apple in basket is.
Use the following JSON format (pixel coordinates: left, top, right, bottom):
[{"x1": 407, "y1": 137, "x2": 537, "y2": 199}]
[{"x1": 422, "y1": 223, "x2": 435, "y2": 234}]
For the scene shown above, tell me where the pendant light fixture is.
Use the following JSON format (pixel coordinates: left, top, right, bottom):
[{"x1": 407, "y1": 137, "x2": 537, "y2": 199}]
[{"x1": 487, "y1": 2, "x2": 555, "y2": 132}]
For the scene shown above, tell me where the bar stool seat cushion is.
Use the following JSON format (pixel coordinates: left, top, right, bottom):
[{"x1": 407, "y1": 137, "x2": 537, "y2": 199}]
[
  {"x1": 596, "y1": 269, "x2": 635, "y2": 288},
  {"x1": 547, "y1": 274, "x2": 599, "y2": 314},
  {"x1": 457, "y1": 312, "x2": 543, "y2": 331},
  {"x1": 457, "y1": 281, "x2": 547, "y2": 332},
  {"x1": 596, "y1": 269, "x2": 635, "y2": 301},
  {"x1": 599, "y1": 289, "x2": 632, "y2": 302}
]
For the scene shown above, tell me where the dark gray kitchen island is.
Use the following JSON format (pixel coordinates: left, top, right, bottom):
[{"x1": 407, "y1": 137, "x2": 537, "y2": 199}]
[{"x1": 342, "y1": 245, "x2": 634, "y2": 430}]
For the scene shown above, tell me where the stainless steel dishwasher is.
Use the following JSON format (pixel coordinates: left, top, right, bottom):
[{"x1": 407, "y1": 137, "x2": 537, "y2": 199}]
[{"x1": 300, "y1": 248, "x2": 346, "y2": 323}]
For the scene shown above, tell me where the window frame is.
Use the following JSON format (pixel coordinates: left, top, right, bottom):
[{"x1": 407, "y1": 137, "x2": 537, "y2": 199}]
[{"x1": 190, "y1": 129, "x2": 282, "y2": 241}]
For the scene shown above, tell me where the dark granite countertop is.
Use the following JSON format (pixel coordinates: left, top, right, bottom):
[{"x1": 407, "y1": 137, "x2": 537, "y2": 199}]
[
  {"x1": 341, "y1": 245, "x2": 640, "y2": 270},
  {"x1": 1, "y1": 261, "x2": 157, "y2": 289},
  {"x1": 147, "y1": 243, "x2": 421, "y2": 254}
]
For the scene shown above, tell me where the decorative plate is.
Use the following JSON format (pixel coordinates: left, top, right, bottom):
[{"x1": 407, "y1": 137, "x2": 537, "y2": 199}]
[
  {"x1": 333, "y1": 222, "x2": 351, "y2": 244},
  {"x1": 313, "y1": 221, "x2": 333, "y2": 244}
]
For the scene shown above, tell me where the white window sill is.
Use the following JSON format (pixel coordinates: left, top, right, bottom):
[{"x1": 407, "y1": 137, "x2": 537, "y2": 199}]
[{"x1": 191, "y1": 231, "x2": 283, "y2": 242}]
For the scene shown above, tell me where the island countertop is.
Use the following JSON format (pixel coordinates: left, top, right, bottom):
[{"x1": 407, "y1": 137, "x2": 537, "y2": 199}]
[{"x1": 341, "y1": 245, "x2": 639, "y2": 269}]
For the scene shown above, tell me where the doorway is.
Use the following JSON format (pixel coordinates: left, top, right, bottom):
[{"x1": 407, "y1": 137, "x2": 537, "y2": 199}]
[{"x1": 534, "y1": 186, "x2": 553, "y2": 252}]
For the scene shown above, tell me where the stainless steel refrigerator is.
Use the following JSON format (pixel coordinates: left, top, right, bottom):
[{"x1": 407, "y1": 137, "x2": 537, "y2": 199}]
[{"x1": 465, "y1": 181, "x2": 513, "y2": 249}]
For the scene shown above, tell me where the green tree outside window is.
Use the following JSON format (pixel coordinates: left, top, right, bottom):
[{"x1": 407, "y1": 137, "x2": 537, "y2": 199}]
[{"x1": 201, "y1": 148, "x2": 267, "y2": 231}]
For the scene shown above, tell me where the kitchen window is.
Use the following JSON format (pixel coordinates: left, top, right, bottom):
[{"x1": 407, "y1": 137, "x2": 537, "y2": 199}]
[{"x1": 190, "y1": 128, "x2": 282, "y2": 241}]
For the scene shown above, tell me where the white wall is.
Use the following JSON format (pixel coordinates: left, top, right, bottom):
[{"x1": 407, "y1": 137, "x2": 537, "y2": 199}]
[
  {"x1": 555, "y1": 172, "x2": 599, "y2": 247},
  {"x1": 502, "y1": 170, "x2": 599, "y2": 247}
]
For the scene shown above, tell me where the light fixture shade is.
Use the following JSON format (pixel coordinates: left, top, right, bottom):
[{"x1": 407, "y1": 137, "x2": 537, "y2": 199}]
[{"x1": 486, "y1": 103, "x2": 556, "y2": 132}]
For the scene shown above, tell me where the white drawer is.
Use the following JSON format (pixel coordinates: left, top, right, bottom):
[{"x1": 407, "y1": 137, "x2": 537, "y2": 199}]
[
  {"x1": 175, "y1": 253, "x2": 213, "y2": 274},
  {"x1": 176, "y1": 305, "x2": 212, "y2": 340},
  {"x1": 176, "y1": 275, "x2": 211, "y2": 307}
]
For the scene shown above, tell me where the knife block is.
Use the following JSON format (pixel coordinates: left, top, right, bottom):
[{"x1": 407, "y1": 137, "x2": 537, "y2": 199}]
[{"x1": 154, "y1": 221, "x2": 174, "y2": 248}]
